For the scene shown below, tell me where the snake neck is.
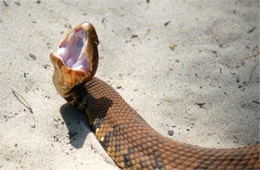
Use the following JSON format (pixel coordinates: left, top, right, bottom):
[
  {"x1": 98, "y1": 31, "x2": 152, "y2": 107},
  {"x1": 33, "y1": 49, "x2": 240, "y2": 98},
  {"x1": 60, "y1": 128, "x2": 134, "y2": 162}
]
[
  {"x1": 64, "y1": 77, "x2": 148, "y2": 131},
  {"x1": 62, "y1": 83, "x2": 97, "y2": 127}
]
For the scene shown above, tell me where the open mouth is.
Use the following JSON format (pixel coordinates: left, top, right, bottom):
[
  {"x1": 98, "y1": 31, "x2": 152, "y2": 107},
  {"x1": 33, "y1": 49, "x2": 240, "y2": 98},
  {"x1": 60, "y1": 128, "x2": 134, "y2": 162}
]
[{"x1": 55, "y1": 25, "x2": 90, "y2": 72}]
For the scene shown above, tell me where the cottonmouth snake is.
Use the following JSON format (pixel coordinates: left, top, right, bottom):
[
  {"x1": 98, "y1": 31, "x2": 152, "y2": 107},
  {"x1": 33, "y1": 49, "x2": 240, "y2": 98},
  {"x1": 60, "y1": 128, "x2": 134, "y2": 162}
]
[{"x1": 50, "y1": 22, "x2": 260, "y2": 169}]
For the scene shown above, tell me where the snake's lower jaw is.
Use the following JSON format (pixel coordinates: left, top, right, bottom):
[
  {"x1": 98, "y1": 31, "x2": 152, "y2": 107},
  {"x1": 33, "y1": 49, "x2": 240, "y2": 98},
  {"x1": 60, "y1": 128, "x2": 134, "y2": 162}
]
[
  {"x1": 50, "y1": 52, "x2": 88, "y2": 98},
  {"x1": 50, "y1": 21, "x2": 99, "y2": 98}
]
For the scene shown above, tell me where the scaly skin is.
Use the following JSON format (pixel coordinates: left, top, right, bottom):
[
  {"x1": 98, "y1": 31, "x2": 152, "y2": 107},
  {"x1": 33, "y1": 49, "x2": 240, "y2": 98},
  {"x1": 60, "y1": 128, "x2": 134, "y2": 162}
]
[{"x1": 50, "y1": 22, "x2": 260, "y2": 169}]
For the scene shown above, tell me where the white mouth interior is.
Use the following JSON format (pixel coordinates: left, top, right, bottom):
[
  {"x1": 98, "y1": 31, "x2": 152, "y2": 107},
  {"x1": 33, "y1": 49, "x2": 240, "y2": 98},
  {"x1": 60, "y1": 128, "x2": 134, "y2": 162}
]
[{"x1": 56, "y1": 28, "x2": 90, "y2": 72}]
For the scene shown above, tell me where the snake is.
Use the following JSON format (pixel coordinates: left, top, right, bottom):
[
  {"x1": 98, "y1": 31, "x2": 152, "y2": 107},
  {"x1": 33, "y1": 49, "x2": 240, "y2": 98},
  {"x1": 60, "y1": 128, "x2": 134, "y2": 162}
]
[{"x1": 50, "y1": 21, "x2": 260, "y2": 169}]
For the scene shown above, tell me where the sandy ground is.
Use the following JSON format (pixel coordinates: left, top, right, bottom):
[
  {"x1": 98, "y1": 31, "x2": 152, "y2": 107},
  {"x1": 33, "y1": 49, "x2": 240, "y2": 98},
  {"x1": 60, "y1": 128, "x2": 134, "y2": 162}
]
[{"x1": 0, "y1": 0, "x2": 259, "y2": 169}]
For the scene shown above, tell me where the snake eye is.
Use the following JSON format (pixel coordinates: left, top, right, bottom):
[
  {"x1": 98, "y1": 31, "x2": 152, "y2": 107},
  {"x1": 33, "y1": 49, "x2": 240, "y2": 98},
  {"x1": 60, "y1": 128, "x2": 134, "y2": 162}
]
[{"x1": 56, "y1": 27, "x2": 90, "y2": 72}]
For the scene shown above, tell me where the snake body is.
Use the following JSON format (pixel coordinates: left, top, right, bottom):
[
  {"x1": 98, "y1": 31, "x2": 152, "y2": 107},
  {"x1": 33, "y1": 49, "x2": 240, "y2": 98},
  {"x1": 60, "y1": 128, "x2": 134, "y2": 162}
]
[{"x1": 50, "y1": 22, "x2": 260, "y2": 169}]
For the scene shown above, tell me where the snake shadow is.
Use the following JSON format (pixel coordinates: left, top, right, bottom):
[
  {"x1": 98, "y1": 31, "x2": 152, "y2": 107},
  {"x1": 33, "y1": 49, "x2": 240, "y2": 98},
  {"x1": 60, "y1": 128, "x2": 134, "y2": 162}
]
[
  {"x1": 60, "y1": 103, "x2": 91, "y2": 149},
  {"x1": 59, "y1": 96, "x2": 113, "y2": 149}
]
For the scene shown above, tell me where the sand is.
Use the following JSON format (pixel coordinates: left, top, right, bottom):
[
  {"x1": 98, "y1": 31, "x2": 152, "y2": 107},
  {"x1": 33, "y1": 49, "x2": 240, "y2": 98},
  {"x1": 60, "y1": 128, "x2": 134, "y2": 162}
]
[{"x1": 0, "y1": 0, "x2": 259, "y2": 169}]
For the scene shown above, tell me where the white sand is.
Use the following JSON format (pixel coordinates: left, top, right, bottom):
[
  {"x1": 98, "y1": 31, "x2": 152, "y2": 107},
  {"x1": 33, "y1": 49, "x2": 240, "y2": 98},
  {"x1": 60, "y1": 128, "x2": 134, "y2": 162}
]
[{"x1": 0, "y1": 0, "x2": 259, "y2": 169}]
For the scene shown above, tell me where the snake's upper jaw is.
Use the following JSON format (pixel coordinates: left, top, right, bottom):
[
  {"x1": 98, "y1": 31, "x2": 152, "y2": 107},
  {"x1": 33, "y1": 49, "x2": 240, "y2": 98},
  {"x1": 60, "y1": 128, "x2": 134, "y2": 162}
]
[{"x1": 50, "y1": 21, "x2": 99, "y2": 97}]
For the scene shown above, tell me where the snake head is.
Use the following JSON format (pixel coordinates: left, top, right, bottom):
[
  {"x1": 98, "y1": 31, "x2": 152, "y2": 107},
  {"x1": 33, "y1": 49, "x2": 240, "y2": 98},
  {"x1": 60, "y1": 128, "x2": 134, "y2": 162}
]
[{"x1": 50, "y1": 21, "x2": 99, "y2": 99}]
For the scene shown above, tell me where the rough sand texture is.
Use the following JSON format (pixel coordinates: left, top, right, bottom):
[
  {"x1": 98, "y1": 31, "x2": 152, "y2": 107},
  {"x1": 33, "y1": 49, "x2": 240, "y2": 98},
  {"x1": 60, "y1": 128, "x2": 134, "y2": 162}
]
[{"x1": 0, "y1": 0, "x2": 259, "y2": 169}]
